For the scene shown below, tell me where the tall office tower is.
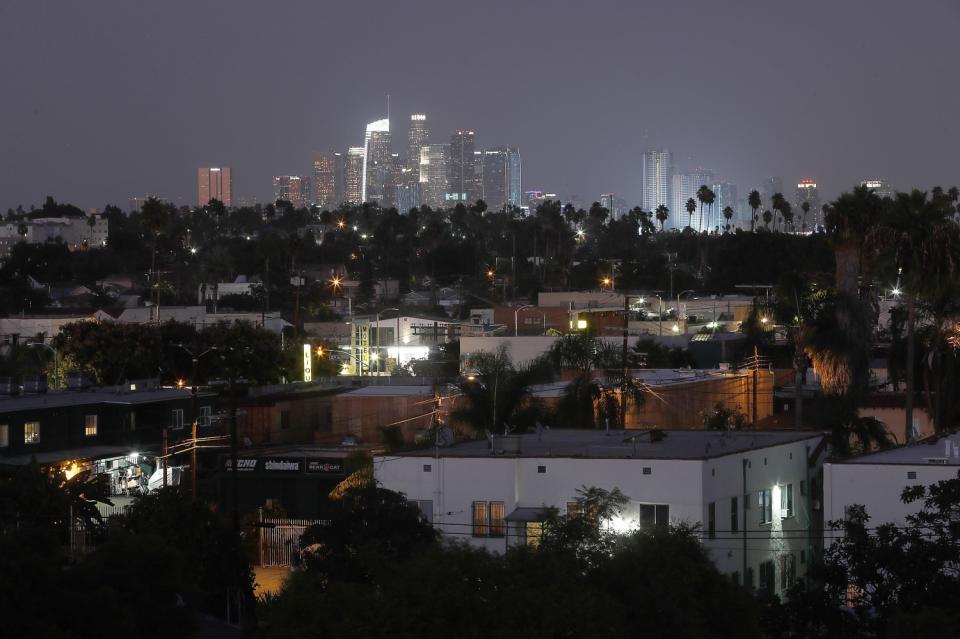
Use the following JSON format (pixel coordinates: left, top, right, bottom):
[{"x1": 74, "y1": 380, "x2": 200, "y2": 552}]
[
  {"x1": 762, "y1": 176, "x2": 784, "y2": 208},
  {"x1": 198, "y1": 167, "x2": 232, "y2": 207},
  {"x1": 599, "y1": 194, "x2": 626, "y2": 220},
  {"x1": 344, "y1": 147, "x2": 366, "y2": 205},
  {"x1": 272, "y1": 175, "x2": 309, "y2": 209},
  {"x1": 672, "y1": 169, "x2": 715, "y2": 229},
  {"x1": 481, "y1": 147, "x2": 522, "y2": 211},
  {"x1": 313, "y1": 151, "x2": 343, "y2": 210},
  {"x1": 447, "y1": 130, "x2": 478, "y2": 205},
  {"x1": 407, "y1": 114, "x2": 429, "y2": 179},
  {"x1": 861, "y1": 178, "x2": 895, "y2": 200},
  {"x1": 713, "y1": 182, "x2": 739, "y2": 229},
  {"x1": 362, "y1": 118, "x2": 391, "y2": 203},
  {"x1": 394, "y1": 182, "x2": 423, "y2": 213},
  {"x1": 419, "y1": 144, "x2": 450, "y2": 209},
  {"x1": 795, "y1": 179, "x2": 821, "y2": 230},
  {"x1": 640, "y1": 149, "x2": 673, "y2": 223}
]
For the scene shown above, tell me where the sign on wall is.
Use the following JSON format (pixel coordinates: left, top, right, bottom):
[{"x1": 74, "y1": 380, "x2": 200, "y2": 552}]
[{"x1": 303, "y1": 343, "x2": 312, "y2": 382}]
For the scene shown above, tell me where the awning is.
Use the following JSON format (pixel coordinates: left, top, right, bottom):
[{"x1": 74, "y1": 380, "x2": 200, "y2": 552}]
[
  {"x1": 505, "y1": 507, "x2": 550, "y2": 523},
  {"x1": 0, "y1": 445, "x2": 135, "y2": 467}
]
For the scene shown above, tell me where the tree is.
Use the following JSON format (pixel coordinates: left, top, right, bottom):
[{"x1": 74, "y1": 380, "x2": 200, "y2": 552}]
[
  {"x1": 655, "y1": 204, "x2": 669, "y2": 231},
  {"x1": 748, "y1": 190, "x2": 761, "y2": 232},
  {"x1": 722, "y1": 206, "x2": 734, "y2": 232},
  {"x1": 762, "y1": 209, "x2": 773, "y2": 229},
  {"x1": 800, "y1": 200, "x2": 811, "y2": 232},
  {"x1": 771, "y1": 192, "x2": 785, "y2": 232},
  {"x1": 696, "y1": 185, "x2": 715, "y2": 232},
  {"x1": 685, "y1": 198, "x2": 697, "y2": 231},
  {"x1": 453, "y1": 345, "x2": 546, "y2": 433}
]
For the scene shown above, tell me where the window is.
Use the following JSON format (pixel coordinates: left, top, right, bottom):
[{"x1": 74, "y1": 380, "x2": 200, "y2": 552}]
[
  {"x1": 84, "y1": 415, "x2": 98, "y2": 437},
  {"x1": 707, "y1": 502, "x2": 716, "y2": 539},
  {"x1": 642, "y1": 467, "x2": 652, "y2": 475},
  {"x1": 199, "y1": 406, "x2": 212, "y2": 427},
  {"x1": 0, "y1": 424, "x2": 8, "y2": 448},
  {"x1": 799, "y1": 480, "x2": 806, "y2": 496},
  {"x1": 472, "y1": 501, "x2": 505, "y2": 537},
  {"x1": 907, "y1": 471, "x2": 917, "y2": 480},
  {"x1": 412, "y1": 499, "x2": 433, "y2": 524},
  {"x1": 24, "y1": 421, "x2": 40, "y2": 444},
  {"x1": 280, "y1": 410, "x2": 290, "y2": 430},
  {"x1": 422, "y1": 464, "x2": 432, "y2": 472},
  {"x1": 172, "y1": 409, "x2": 184, "y2": 430},
  {"x1": 781, "y1": 554, "x2": 797, "y2": 590},
  {"x1": 537, "y1": 465, "x2": 546, "y2": 474},
  {"x1": 640, "y1": 504, "x2": 670, "y2": 529},
  {"x1": 781, "y1": 483, "x2": 794, "y2": 518},
  {"x1": 730, "y1": 496, "x2": 739, "y2": 533},
  {"x1": 759, "y1": 560, "x2": 776, "y2": 595},
  {"x1": 759, "y1": 489, "x2": 773, "y2": 524}
]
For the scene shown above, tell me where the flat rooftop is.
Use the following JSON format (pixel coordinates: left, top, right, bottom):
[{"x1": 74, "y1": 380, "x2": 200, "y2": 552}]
[
  {"x1": 0, "y1": 387, "x2": 210, "y2": 414},
  {"x1": 386, "y1": 429, "x2": 824, "y2": 461},
  {"x1": 837, "y1": 432, "x2": 960, "y2": 466}
]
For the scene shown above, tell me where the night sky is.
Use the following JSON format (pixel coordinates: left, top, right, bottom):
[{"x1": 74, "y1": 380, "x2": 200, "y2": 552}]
[{"x1": 1, "y1": 0, "x2": 957, "y2": 210}]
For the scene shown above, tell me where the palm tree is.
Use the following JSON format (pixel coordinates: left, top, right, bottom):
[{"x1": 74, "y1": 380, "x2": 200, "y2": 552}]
[
  {"x1": 684, "y1": 198, "x2": 697, "y2": 231},
  {"x1": 771, "y1": 192, "x2": 785, "y2": 232},
  {"x1": 696, "y1": 185, "x2": 715, "y2": 232},
  {"x1": 800, "y1": 201, "x2": 810, "y2": 232},
  {"x1": 748, "y1": 190, "x2": 761, "y2": 232},
  {"x1": 655, "y1": 205, "x2": 669, "y2": 232},
  {"x1": 762, "y1": 209, "x2": 773, "y2": 229},
  {"x1": 453, "y1": 345, "x2": 545, "y2": 434},
  {"x1": 781, "y1": 201, "x2": 794, "y2": 232},
  {"x1": 722, "y1": 206, "x2": 734, "y2": 232}
]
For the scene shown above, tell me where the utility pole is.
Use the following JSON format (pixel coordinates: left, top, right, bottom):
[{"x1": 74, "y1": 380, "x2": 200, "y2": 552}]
[{"x1": 621, "y1": 292, "x2": 629, "y2": 431}]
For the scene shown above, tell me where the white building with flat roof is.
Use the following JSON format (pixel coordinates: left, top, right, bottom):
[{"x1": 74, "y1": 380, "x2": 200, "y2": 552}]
[
  {"x1": 376, "y1": 429, "x2": 827, "y2": 596},
  {"x1": 823, "y1": 433, "x2": 960, "y2": 536}
]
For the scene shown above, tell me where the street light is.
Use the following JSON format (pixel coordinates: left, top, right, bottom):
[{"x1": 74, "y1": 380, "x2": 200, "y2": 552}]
[
  {"x1": 677, "y1": 289, "x2": 695, "y2": 334},
  {"x1": 26, "y1": 341, "x2": 59, "y2": 389},
  {"x1": 174, "y1": 343, "x2": 221, "y2": 497}
]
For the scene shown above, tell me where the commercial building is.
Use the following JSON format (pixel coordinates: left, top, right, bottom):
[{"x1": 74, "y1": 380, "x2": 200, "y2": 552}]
[
  {"x1": 313, "y1": 151, "x2": 343, "y2": 210},
  {"x1": 362, "y1": 118, "x2": 392, "y2": 203},
  {"x1": 672, "y1": 169, "x2": 714, "y2": 230},
  {"x1": 823, "y1": 432, "x2": 960, "y2": 535},
  {"x1": 447, "y1": 130, "x2": 479, "y2": 205},
  {"x1": 713, "y1": 182, "x2": 739, "y2": 229},
  {"x1": 344, "y1": 147, "x2": 365, "y2": 205},
  {"x1": 376, "y1": 429, "x2": 826, "y2": 595},
  {"x1": 0, "y1": 215, "x2": 109, "y2": 258},
  {"x1": 272, "y1": 175, "x2": 310, "y2": 209},
  {"x1": 482, "y1": 147, "x2": 522, "y2": 211},
  {"x1": 640, "y1": 149, "x2": 673, "y2": 219},
  {"x1": 407, "y1": 114, "x2": 430, "y2": 179},
  {"x1": 599, "y1": 193, "x2": 626, "y2": 221},
  {"x1": 795, "y1": 179, "x2": 821, "y2": 230},
  {"x1": 420, "y1": 144, "x2": 450, "y2": 209},
  {"x1": 198, "y1": 167, "x2": 232, "y2": 207},
  {"x1": 861, "y1": 178, "x2": 895, "y2": 200}
]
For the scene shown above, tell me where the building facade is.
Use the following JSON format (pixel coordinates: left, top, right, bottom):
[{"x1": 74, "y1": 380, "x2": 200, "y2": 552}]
[
  {"x1": 713, "y1": 182, "x2": 739, "y2": 230},
  {"x1": 272, "y1": 175, "x2": 310, "y2": 209},
  {"x1": 795, "y1": 179, "x2": 821, "y2": 230},
  {"x1": 482, "y1": 147, "x2": 522, "y2": 211},
  {"x1": 641, "y1": 149, "x2": 673, "y2": 220},
  {"x1": 419, "y1": 144, "x2": 450, "y2": 209},
  {"x1": 198, "y1": 167, "x2": 232, "y2": 207},
  {"x1": 447, "y1": 130, "x2": 479, "y2": 205},
  {"x1": 344, "y1": 147, "x2": 365, "y2": 205},
  {"x1": 407, "y1": 114, "x2": 429, "y2": 179},
  {"x1": 313, "y1": 151, "x2": 343, "y2": 210},
  {"x1": 362, "y1": 118, "x2": 392, "y2": 203},
  {"x1": 672, "y1": 169, "x2": 715, "y2": 230}
]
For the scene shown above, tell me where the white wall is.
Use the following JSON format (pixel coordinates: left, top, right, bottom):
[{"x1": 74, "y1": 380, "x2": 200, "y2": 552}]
[{"x1": 375, "y1": 435, "x2": 821, "y2": 592}]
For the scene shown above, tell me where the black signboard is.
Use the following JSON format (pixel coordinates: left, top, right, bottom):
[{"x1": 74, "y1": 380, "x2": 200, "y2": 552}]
[
  {"x1": 306, "y1": 459, "x2": 345, "y2": 475},
  {"x1": 224, "y1": 458, "x2": 258, "y2": 472},
  {"x1": 262, "y1": 458, "x2": 302, "y2": 473}
]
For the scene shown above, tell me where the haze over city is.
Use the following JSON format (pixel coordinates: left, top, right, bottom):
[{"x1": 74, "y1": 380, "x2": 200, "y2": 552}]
[{"x1": 1, "y1": 0, "x2": 957, "y2": 209}]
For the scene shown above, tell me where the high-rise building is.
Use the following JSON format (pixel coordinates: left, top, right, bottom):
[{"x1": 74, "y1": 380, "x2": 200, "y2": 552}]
[
  {"x1": 447, "y1": 130, "x2": 479, "y2": 205},
  {"x1": 481, "y1": 147, "x2": 522, "y2": 211},
  {"x1": 198, "y1": 167, "x2": 232, "y2": 207},
  {"x1": 762, "y1": 176, "x2": 784, "y2": 208},
  {"x1": 641, "y1": 149, "x2": 672, "y2": 224},
  {"x1": 599, "y1": 194, "x2": 626, "y2": 220},
  {"x1": 419, "y1": 144, "x2": 450, "y2": 209},
  {"x1": 522, "y1": 190, "x2": 559, "y2": 215},
  {"x1": 861, "y1": 178, "x2": 894, "y2": 200},
  {"x1": 272, "y1": 175, "x2": 309, "y2": 209},
  {"x1": 672, "y1": 169, "x2": 714, "y2": 229},
  {"x1": 394, "y1": 182, "x2": 423, "y2": 213},
  {"x1": 344, "y1": 147, "x2": 365, "y2": 205},
  {"x1": 313, "y1": 151, "x2": 343, "y2": 210},
  {"x1": 362, "y1": 118, "x2": 391, "y2": 203},
  {"x1": 713, "y1": 182, "x2": 739, "y2": 230},
  {"x1": 795, "y1": 179, "x2": 821, "y2": 230},
  {"x1": 407, "y1": 114, "x2": 429, "y2": 179}
]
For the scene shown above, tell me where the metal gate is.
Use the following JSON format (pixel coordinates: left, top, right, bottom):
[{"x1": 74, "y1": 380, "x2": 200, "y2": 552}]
[{"x1": 257, "y1": 516, "x2": 328, "y2": 566}]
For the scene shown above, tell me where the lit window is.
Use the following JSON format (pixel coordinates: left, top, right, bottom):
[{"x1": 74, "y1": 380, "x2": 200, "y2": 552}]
[
  {"x1": 472, "y1": 501, "x2": 489, "y2": 537},
  {"x1": 0, "y1": 424, "x2": 7, "y2": 448},
  {"x1": 24, "y1": 421, "x2": 40, "y2": 444},
  {"x1": 84, "y1": 415, "x2": 98, "y2": 437},
  {"x1": 781, "y1": 483, "x2": 794, "y2": 518},
  {"x1": 490, "y1": 502, "x2": 505, "y2": 537}
]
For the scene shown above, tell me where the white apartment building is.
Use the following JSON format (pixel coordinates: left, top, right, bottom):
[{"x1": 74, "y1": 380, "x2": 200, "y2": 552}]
[
  {"x1": 0, "y1": 216, "x2": 109, "y2": 258},
  {"x1": 376, "y1": 429, "x2": 826, "y2": 596},
  {"x1": 824, "y1": 432, "x2": 960, "y2": 533}
]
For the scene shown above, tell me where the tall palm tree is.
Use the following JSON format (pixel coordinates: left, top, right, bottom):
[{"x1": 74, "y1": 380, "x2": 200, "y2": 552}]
[
  {"x1": 800, "y1": 201, "x2": 811, "y2": 232},
  {"x1": 781, "y1": 201, "x2": 794, "y2": 233},
  {"x1": 722, "y1": 206, "x2": 734, "y2": 232},
  {"x1": 748, "y1": 190, "x2": 761, "y2": 232},
  {"x1": 771, "y1": 192, "x2": 785, "y2": 233},
  {"x1": 696, "y1": 185, "x2": 715, "y2": 232},
  {"x1": 762, "y1": 209, "x2": 773, "y2": 229},
  {"x1": 684, "y1": 198, "x2": 697, "y2": 231},
  {"x1": 655, "y1": 205, "x2": 669, "y2": 232},
  {"x1": 453, "y1": 345, "x2": 545, "y2": 434}
]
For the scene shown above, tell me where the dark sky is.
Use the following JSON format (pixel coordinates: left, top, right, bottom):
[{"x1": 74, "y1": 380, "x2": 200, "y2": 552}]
[{"x1": 1, "y1": 0, "x2": 957, "y2": 210}]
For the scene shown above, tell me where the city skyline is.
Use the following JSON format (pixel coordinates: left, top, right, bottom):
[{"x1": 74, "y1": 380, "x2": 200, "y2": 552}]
[{"x1": 1, "y1": 1, "x2": 957, "y2": 210}]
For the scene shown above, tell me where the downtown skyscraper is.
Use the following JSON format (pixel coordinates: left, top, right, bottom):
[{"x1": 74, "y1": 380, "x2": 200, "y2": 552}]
[
  {"x1": 344, "y1": 147, "x2": 365, "y2": 205},
  {"x1": 197, "y1": 167, "x2": 232, "y2": 207},
  {"x1": 362, "y1": 118, "x2": 391, "y2": 204},
  {"x1": 272, "y1": 175, "x2": 310, "y2": 209},
  {"x1": 672, "y1": 169, "x2": 714, "y2": 230},
  {"x1": 640, "y1": 149, "x2": 672, "y2": 223},
  {"x1": 795, "y1": 179, "x2": 821, "y2": 230},
  {"x1": 420, "y1": 144, "x2": 449, "y2": 209},
  {"x1": 481, "y1": 147, "x2": 521, "y2": 211},
  {"x1": 447, "y1": 130, "x2": 479, "y2": 205},
  {"x1": 406, "y1": 114, "x2": 429, "y2": 180}
]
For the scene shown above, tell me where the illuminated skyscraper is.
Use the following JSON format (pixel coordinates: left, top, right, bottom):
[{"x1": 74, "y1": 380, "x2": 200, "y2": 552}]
[
  {"x1": 197, "y1": 167, "x2": 232, "y2": 207},
  {"x1": 600, "y1": 193, "x2": 626, "y2": 220},
  {"x1": 713, "y1": 182, "x2": 739, "y2": 230},
  {"x1": 795, "y1": 179, "x2": 821, "y2": 230},
  {"x1": 641, "y1": 149, "x2": 672, "y2": 223},
  {"x1": 407, "y1": 114, "x2": 429, "y2": 179},
  {"x1": 672, "y1": 169, "x2": 714, "y2": 229},
  {"x1": 861, "y1": 178, "x2": 894, "y2": 199},
  {"x1": 362, "y1": 118, "x2": 391, "y2": 203},
  {"x1": 447, "y1": 130, "x2": 479, "y2": 204},
  {"x1": 313, "y1": 151, "x2": 343, "y2": 210},
  {"x1": 419, "y1": 144, "x2": 449, "y2": 209},
  {"x1": 481, "y1": 147, "x2": 522, "y2": 211},
  {"x1": 272, "y1": 175, "x2": 309, "y2": 209},
  {"x1": 344, "y1": 147, "x2": 365, "y2": 205}
]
